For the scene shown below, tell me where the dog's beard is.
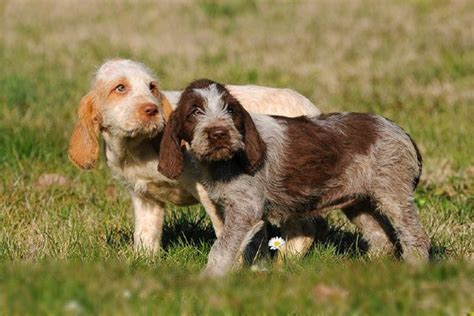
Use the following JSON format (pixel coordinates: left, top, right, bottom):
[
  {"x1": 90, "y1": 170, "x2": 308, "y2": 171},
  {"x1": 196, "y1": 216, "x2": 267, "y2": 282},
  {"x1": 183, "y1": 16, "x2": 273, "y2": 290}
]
[
  {"x1": 192, "y1": 146, "x2": 235, "y2": 162},
  {"x1": 110, "y1": 120, "x2": 164, "y2": 139},
  {"x1": 138, "y1": 120, "x2": 164, "y2": 137},
  {"x1": 191, "y1": 136, "x2": 243, "y2": 162},
  {"x1": 204, "y1": 146, "x2": 235, "y2": 161}
]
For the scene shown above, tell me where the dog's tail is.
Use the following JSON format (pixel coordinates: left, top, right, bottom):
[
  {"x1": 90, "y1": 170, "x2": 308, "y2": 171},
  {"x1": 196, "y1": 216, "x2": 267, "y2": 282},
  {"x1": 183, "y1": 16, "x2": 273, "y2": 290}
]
[
  {"x1": 382, "y1": 116, "x2": 423, "y2": 190},
  {"x1": 407, "y1": 133, "x2": 423, "y2": 189}
]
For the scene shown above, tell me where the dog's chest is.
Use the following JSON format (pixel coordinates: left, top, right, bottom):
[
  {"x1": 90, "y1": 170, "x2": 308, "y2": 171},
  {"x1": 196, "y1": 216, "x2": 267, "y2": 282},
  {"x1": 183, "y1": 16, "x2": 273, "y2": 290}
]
[
  {"x1": 109, "y1": 157, "x2": 197, "y2": 206},
  {"x1": 135, "y1": 179, "x2": 197, "y2": 206}
]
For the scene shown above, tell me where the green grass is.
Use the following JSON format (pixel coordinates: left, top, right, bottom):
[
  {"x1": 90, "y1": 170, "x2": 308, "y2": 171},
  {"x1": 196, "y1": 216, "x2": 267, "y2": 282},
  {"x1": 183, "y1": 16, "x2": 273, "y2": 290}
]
[
  {"x1": 0, "y1": 261, "x2": 472, "y2": 315},
  {"x1": 0, "y1": 0, "x2": 473, "y2": 314}
]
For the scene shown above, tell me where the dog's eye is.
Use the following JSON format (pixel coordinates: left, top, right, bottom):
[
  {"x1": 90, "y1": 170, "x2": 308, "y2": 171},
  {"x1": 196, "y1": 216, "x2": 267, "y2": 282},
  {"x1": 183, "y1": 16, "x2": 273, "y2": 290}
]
[
  {"x1": 227, "y1": 107, "x2": 234, "y2": 115},
  {"x1": 115, "y1": 84, "x2": 126, "y2": 93},
  {"x1": 149, "y1": 82, "x2": 157, "y2": 92},
  {"x1": 190, "y1": 107, "x2": 203, "y2": 118}
]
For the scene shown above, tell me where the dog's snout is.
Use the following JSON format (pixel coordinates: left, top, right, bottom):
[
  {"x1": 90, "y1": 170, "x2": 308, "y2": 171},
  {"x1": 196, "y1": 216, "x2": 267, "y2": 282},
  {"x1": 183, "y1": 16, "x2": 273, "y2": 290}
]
[
  {"x1": 208, "y1": 127, "x2": 229, "y2": 141},
  {"x1": 143, "y1": 103, "x2": 159, "y2": 117}
]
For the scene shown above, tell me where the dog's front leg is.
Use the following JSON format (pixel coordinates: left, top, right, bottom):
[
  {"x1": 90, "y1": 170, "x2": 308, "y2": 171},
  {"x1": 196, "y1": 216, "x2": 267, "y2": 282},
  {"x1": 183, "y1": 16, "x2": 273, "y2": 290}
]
[
  {"x1": 195, "y1": 183, "x2": 224, "y2": 238},
  {"x1": 131, "y1": 194, "x2": 165, "y2": 253},
  {"x1": 179, "y1": 162, "x2": 225, "y2": 238},
  {"x1": 202, "y1": 204, "x2": 264, "y2": 278}
]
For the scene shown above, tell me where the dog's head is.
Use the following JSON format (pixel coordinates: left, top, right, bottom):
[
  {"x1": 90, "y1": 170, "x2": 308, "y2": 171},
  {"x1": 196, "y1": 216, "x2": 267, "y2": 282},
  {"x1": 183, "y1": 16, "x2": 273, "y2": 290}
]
[
  {"x1": 68, "y1": 59, "x2": 173, "y2": 169},
  {"x1": 158, "y1": 79, "x2": 266, "y2": 179}
]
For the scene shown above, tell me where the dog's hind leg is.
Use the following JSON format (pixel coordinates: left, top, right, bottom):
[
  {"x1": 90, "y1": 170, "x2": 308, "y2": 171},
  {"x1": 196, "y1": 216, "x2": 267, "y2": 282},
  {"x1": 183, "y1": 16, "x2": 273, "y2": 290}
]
[
  {"x1": 278, "y1": 216, "x2": 328, "y2": 262},
  {"x1": 342, "y1": 199, "x2": 396, "y2": 257},
  {"x1": 373, "y1": 193, "x2": 430, "y2": 263}
]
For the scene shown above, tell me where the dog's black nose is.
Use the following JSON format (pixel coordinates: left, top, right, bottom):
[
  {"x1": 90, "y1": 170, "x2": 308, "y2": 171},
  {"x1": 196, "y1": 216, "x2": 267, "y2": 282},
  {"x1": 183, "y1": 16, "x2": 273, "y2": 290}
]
[{"x1": 208, "y1": 127, "x2": 229, "y2": 141}]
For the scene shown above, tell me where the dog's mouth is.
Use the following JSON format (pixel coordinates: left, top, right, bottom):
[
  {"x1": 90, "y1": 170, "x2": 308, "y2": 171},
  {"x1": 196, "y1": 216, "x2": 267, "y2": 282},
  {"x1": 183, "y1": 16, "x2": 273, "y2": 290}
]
[
  {"x1": 209, "y1": 145, "x2": 235, "y2": 160},
  {"x1": 192, "y1": 143, "x2": 238, "y2": 162},
  {"x1": 190, "y1": 127, "x2": 244, "y2": 162},
  {"x1": 110, "y1": 120, "x2": 164, "y2": 139},
  {"x1": 205, "y1": 147, "x2": 235, "y2": 161}
]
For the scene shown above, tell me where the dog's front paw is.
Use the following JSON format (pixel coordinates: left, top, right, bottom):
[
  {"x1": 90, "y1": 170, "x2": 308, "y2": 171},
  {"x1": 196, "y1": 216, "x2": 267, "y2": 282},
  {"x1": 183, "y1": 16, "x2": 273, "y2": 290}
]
[{"x1": 133, "y1": 237, "x2": 160, "y2": 255}]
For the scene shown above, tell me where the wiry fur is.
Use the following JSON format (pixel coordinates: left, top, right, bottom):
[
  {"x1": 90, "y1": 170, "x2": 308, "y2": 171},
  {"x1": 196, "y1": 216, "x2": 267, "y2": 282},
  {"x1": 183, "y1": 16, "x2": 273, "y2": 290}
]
[
  {"x1": 68, "y1": 60, "x2": 322, "y2": 254},
  {"x1": 191, "y1": 85, "x2": 244, "y2": 162},
  {"x1": 158, "y1": 79, "x2": 430, "y2": 277}
]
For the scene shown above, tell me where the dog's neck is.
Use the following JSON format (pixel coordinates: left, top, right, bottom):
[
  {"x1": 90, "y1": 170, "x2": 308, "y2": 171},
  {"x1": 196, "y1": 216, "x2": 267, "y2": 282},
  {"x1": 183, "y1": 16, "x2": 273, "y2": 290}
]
[
  {"x1": 199, "y1": 156, "x2": 246, "y2": 183},
  {"x1": 103, "y1": 132, "x2": 161, "y2": 170}
]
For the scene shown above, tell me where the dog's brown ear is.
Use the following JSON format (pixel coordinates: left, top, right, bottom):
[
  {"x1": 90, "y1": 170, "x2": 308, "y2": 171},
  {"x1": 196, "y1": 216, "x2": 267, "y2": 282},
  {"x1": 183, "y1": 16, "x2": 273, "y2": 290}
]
[
  {"x1": 158, "y1": 111, "x2": 184, "y2": 179},
  {"x1": 242, "y1": 109, "x2": 266, "y2": 174},
  {"x1": 68, "y1": 93, "x2": 101, "y2": 170},
  {"x1": 160, "y1": 92, "x2": 174, "y2": 122}
]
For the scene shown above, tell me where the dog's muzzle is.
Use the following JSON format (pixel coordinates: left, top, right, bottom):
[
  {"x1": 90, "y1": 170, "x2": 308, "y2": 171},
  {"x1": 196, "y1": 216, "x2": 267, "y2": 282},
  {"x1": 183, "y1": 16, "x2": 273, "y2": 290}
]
[{"x1": 203, "y1": 126, "x2": 235, "y2": 161}]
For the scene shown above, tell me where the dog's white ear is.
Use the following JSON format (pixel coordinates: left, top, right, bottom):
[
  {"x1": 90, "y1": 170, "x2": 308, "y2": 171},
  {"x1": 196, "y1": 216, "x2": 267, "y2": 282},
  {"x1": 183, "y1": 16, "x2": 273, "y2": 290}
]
[
  {"x1": 160, "y1": 92, "x2": 174, "y2": 122},
  {"x1": 68, "y1": 93, "x2": 101, "y2": 170}
]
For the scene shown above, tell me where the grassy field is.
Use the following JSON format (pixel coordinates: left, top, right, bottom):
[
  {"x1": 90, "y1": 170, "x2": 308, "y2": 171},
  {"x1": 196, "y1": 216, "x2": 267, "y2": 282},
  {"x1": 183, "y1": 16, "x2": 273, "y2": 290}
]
[{"x1": 1, "y1": 0, "x2": 473, "y2": 314}]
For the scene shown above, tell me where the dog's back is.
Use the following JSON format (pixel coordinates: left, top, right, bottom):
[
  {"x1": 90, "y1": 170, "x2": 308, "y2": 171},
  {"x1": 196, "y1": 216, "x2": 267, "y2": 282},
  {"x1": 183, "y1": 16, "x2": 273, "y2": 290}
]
[{"x1": 251, "y1": 112, "x2": 422, "y2": 221}]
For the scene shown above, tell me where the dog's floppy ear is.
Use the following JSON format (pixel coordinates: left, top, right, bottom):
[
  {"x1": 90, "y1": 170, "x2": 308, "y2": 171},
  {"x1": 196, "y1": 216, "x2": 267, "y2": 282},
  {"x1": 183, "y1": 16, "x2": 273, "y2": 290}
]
[
  {"x1": 68, "y1": 93, "x2": 101, "y2": 170},
  {"x1": 241, "y1": 107, "x2": 266, "y2": 174},
  {"x1": 160, "y1": 92, "x2": 174, "y2": 122},
  {"x1": 158, "y1": 111, "x2": 184, "y2": 179}
]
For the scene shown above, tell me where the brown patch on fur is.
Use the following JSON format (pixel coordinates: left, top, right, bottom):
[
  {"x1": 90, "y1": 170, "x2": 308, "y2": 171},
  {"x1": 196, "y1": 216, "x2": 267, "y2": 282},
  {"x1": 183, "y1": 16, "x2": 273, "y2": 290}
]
[
  {"x1": 275, "y1": 113, "x2": 378, "y2": 208},
  {"x1": 160, "y1": 92, "x2": 174, "y2": 121},
  {"x1": 239, "y1": 106, "x2": 267, "y2": 174},
  {"x1": 68, "y1": 93, "x2": 102, "y2": 169},
  {"x1": 157, "y1": 112, "x2": 184, "y2": 179},
  {"x1": 176, "y1": 94, "x2": 205, "y2": 143}
]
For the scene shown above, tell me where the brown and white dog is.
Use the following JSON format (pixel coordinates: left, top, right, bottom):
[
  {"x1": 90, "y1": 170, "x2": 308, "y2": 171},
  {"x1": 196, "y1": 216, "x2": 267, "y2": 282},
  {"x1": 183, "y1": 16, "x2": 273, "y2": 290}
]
[
  {"x1": 158, "y1": 79, "x2": 430, "y2": 277},
  {"x1": 68, "y1": 59, "x2": 323, "y2": 255}
]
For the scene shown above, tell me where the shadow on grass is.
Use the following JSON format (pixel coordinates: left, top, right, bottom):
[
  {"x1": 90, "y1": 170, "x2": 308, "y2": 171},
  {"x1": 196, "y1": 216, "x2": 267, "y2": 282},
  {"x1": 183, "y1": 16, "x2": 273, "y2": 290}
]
[
  {"x1": 162, "y1": 213, "x2": 216, "y2": 249},
  {"x1": 429, "y1": 243, "x2": 449, "y2": 261},
  {"x1": 321, "y1": 227, "x2": 368, "y2": 257},
  {"x1": 103, "y1": 216, "x2": 371, "y2": 257},
  {"x1": 265, "y1": 219, "x2": 369, "y2": 258},
  {"x1": 160, "y1": 213, "x2": 372, "y2": 258},
  {"x1": 104, "y1": 209, "x2": 441, "y2": 260},
  {"x1": 105, "y1": 226, "x2": 132, "y2": 250}
]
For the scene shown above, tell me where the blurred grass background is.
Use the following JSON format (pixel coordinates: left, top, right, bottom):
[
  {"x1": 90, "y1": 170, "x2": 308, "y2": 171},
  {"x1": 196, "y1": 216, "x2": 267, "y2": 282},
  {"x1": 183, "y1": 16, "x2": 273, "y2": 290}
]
[{"x1": 0, "y1": 0, "x2": 473, "y2": 314}]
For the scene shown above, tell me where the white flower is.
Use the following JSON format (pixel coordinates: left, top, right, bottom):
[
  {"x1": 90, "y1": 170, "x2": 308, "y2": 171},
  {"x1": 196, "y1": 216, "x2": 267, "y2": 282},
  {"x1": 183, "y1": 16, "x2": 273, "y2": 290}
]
[
  {"x1": 63, "y1": 300, "x2": 82, "y2": 313},
  {"x1": 122, "y1": 289, "x2": 132, "y2": 299},
  {"x1": 268, "y1": 237, "x2": 286, "y2": 250}
]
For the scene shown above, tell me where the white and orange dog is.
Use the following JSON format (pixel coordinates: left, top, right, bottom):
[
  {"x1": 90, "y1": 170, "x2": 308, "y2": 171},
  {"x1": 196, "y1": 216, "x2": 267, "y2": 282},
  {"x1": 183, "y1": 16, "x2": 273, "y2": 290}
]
[{"x1": 68, "y1": 59, "x2": 324, "y2": 256}]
